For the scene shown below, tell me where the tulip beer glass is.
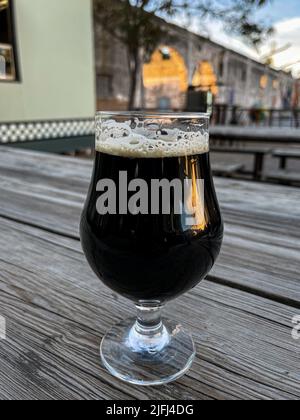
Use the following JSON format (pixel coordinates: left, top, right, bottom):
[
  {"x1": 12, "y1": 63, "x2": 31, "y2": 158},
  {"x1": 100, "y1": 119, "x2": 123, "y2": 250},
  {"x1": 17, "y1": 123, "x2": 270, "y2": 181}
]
[{"x1": 80, "y1": 112, "x2": 223, "y2": 386}]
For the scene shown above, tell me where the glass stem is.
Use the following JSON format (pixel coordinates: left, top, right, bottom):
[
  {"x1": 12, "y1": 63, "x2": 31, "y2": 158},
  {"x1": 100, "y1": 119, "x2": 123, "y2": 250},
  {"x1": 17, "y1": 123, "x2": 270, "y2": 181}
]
[
  {"x1": 135, "y1": 304, "x2": 163, "y2": 335},
  {"x1": 127, "y1": 304, "x2": 170, "y2": 353}
]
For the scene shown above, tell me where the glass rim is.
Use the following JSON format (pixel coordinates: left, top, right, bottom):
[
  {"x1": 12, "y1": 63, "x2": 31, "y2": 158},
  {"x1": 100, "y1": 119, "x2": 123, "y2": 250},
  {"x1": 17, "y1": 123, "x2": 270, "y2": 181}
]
[{"x1": 96, "y1": 111, "x2": 210, "y2": 120}]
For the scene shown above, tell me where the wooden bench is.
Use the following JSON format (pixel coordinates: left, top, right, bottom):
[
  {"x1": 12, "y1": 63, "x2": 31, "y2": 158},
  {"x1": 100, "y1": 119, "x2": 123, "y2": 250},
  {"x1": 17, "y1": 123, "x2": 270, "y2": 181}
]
[
  {"x1": 265, "y1": 170, "x2": 300, "y2": 186},
  {"x1": 272, "y1": 149, "x2": 300, "y2": 170},
  {"x1": 212, "y1": 163, "x2": 244, "y2": 177},
  {"x1": 211, "y1": 147, "x2": 272, "y2": 180}
]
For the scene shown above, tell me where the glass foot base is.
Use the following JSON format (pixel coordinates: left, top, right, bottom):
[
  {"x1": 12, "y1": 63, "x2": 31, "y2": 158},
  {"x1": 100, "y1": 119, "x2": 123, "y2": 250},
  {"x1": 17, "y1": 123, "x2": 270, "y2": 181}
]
[{"x1": 100, "y1": 317, "x2": 196, "y2": 386}]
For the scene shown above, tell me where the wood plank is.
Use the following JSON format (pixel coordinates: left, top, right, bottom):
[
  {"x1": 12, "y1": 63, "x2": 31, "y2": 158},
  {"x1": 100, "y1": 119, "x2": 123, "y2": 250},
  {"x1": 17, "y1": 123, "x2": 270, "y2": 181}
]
[
  {"x1": 0, "y1": 147, "x2": 91, "y2": 194},
  {"x1": 211, "y1": 126, "x2": 300, "y2": 144},
  {"x1": 273, "y1": 149, "x2": 300, "y2": 159},
  {"x1": 216, "y1": 177, "x2": 300, "y2": 228},
  {"x1": 212, "y1": 163, "x2": 244, "y2": 175},
  {"x1": 0, "y1": 173, "x2": 84, "y2": 238},
  {"x1": 0, "y1": 217, "x2": 299, "y2": 400},
  {"x1": 0, "y1": 148, "x2": 90, "y2": 237},
  {"x1": 212, "y1": 146, "x2": 272, "y2": 154},
  {"x1": 266, "y1": 170, "x2": 300, "y2": 184},
  {"x1": 0, "y1": 148, "x2": 299, "y2": 304},
  {"x1": 211, "y1": 223, "x2": 300, "y2": 307}
]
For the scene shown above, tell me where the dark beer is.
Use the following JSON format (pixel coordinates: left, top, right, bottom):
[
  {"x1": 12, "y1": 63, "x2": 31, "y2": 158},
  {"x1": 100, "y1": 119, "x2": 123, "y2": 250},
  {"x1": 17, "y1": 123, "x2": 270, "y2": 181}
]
[{"x1": 80, "y1": 149, "x2": 223, "y2": 303}]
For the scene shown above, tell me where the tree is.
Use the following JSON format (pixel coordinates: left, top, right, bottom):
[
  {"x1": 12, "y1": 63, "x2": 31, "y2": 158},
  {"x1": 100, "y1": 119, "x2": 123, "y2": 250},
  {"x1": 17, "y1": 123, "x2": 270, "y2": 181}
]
[{"x1": 94, "y1": 0, "x2": 273, "y2": 110}]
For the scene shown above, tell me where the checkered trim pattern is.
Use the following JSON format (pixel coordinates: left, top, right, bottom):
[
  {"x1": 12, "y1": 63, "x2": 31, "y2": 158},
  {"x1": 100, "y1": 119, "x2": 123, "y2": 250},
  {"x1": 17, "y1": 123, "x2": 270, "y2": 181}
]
[{"x1": 0, "y1": 119, "x2": 95, "y2": 144}]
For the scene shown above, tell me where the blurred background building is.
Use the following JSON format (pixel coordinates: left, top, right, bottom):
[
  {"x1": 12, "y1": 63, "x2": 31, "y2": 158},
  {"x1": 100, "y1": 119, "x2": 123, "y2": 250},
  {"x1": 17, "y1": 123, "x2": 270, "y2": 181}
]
[
  {"x1": 95, "y1": 16, "x2": 296, "y2": 113},
  {"x1": 1, "y1": 0, "x2": 298, "y2": 122}
]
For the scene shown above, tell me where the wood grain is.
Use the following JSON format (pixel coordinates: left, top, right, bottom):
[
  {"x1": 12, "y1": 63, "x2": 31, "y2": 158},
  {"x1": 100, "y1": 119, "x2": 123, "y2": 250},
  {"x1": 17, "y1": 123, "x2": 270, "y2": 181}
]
[
  {"x1": 0, "y1": 217, "x2": 299, "y2": 400},
  {"x1": 211, "y1": 126, "x2": 300, "y2": 144},
  {"x1": 0, "y1": 148, "x2": 299, "y2": 304}
]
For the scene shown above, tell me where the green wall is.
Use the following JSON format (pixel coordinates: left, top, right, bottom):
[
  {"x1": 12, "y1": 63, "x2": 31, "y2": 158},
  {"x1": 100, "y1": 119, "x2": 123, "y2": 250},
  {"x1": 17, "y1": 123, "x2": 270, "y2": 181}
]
[{"x1": 0, "y1": 0, "x2": 96, "y2": 122}]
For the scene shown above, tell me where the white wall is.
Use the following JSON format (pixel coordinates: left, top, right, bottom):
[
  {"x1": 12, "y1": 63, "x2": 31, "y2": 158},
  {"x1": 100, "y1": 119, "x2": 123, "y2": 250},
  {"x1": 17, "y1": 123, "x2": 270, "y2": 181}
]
[{"x1": 0, "y1": 0, "x2": 96, "y2": 122}]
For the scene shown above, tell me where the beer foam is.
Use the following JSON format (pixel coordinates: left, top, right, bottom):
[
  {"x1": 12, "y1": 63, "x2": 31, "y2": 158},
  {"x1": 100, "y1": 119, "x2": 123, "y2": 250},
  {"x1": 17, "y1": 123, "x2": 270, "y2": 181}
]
[{"x1": 96, "y1": 119, "x2": 209, "y2": 158}]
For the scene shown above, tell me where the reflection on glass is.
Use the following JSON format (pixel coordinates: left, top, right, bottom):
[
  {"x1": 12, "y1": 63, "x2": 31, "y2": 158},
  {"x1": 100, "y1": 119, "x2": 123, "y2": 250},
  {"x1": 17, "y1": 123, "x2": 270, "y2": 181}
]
[
  {"x1": 0, "y1": 44, "x2": 16, "y2": 80},
  {"x1": 0, "y1": 0, "x2": 17, "y2": 81}
]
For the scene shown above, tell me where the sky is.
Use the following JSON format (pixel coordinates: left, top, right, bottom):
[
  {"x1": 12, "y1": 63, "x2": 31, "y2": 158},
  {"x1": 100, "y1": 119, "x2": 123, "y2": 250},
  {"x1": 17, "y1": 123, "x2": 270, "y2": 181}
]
[{"x1": 169, "y1": 0, "x2": 300, "y2": 78}]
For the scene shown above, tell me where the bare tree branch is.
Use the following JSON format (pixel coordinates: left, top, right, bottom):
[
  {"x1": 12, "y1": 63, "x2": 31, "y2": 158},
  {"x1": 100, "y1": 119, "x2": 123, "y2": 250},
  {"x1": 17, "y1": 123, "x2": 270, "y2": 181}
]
[{"x1": 94, "y1": 0, "x2": 273, "y2": 109}]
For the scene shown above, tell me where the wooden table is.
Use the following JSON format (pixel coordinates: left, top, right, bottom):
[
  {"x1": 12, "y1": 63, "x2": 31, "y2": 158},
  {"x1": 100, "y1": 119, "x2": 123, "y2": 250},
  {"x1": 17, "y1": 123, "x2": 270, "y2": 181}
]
[
  {"x1": 211, "y1": 126, "x2": 300, "y2": 144},
  {"x1": 0, "y1": 148, "x2": 299, "y2": 400},
  {"x1": 211, "y1": 146, "x2": 271, "y2": 180},
  {"x1": 272, "y1": 149, "x2": 300, "y2": 170}
]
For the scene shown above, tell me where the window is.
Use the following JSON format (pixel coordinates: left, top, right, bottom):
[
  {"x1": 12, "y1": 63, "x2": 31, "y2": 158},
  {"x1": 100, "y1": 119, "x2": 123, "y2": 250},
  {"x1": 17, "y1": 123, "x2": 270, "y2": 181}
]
[
  {"x1": 0, "y1": 0, "x2": 18, "y2": 81},
  {"x1": 252, "y1": 70, "x2": 263, "y2": 90},
  {"x1": 241, "y1": 67, "x2": 247, "y2": 83},
  {"x1": 218, "y1": 60, "x2": 224, "y2": 78},
  {"x1": 260, "y1": 75, "x2": 268, "y2": 90}
]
